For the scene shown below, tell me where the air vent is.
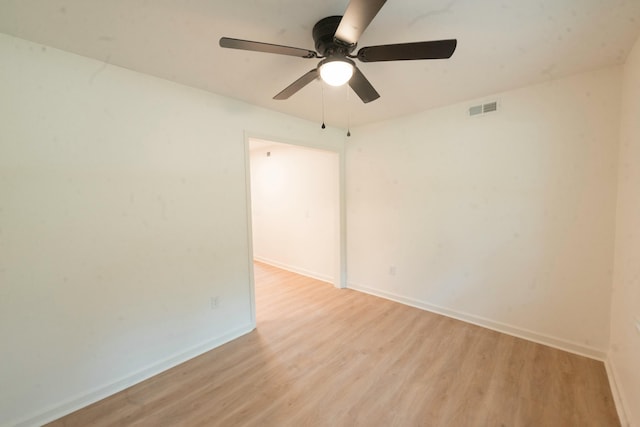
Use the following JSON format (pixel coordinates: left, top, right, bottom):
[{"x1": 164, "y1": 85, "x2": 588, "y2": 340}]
[
  {"x1": 469, "y1": 105, "x2": 483, "y2": 116},
  {"x1": 469, "y1": 101, "x2": 498, "y2": 117},
  {"x1": 483, "y1": 101, "x2": 498, "y2": 113}
]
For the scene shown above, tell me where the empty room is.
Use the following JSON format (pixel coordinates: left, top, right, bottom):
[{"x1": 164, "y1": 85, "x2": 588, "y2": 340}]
[{"x1": 1, "y1": 1, "x2": 639, "y2": 426}]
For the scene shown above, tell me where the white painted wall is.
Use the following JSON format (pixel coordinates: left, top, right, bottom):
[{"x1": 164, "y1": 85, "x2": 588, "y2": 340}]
[
  {"x1": 346, "y1": 67, "x2": 621, "y2": 358},
  {"x1": 0, "y1": 33, "x2": 344, "y2": 426},
  {"x1": 0, "y1": 26, "x2": 632, "y2": 427},
  {"x1": 610, "y1": 35, "x2": 640, "y2": 427},
  {"x1": 250, "y1": 141, "x2": 339, "y2": 284}
]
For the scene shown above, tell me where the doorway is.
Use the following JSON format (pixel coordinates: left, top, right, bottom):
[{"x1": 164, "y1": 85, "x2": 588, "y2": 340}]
[{"x1": 247, "y1": 138, "x2": 341, "y2": 292}]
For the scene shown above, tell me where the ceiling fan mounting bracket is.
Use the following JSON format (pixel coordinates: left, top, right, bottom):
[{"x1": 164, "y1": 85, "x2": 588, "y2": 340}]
[{"x1": 312, "y1": 16, "x2": 357, "y2": 57}]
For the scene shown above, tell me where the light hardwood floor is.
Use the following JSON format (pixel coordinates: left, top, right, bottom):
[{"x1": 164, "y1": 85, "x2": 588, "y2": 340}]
[{"x1": 48, "y1": 262, "x2": 620, "y2": 426}]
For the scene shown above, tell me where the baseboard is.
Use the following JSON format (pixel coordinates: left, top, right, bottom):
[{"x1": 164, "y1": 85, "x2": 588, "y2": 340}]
[
  {"x1": 347, "y1": 282, "x2": 607, "y2": 361},
  {"x1": 10, "y1": 324, "x2": 255, "y2": 427},
  {"x1": 605, "y1": 357, "x2": 631, "y2": 427},
  {"x1": 254, "y1": 256, "x2": 333, "y2": 284}
]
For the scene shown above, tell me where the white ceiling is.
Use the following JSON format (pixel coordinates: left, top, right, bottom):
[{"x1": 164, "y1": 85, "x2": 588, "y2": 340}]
[{"x1": 1, "y1": 0, "x2": 639, "y2": 128}]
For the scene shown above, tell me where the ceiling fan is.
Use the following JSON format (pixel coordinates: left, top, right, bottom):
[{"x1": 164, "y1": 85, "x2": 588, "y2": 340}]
[{"x1": 219, "y1": 0, "x2": 457, "y2": 104}]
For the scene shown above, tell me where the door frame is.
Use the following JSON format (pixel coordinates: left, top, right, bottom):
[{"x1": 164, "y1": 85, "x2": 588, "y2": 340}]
[{"x1": 243, "y1": 131, "x2": 346, "y2": 327}]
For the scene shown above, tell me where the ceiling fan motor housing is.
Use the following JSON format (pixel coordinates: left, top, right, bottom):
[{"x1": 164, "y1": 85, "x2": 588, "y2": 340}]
[{"x1": 312, "y1": 16, "x2": 356, "y2": 57}]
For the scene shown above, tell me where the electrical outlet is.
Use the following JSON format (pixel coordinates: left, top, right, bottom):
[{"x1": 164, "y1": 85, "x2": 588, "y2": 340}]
[
  {"x1": 210, "y1": 296, "x2": 219, "y2": 310},
  {"x1": 389, "y1": 266, "x2": 396, "y2": 276}
]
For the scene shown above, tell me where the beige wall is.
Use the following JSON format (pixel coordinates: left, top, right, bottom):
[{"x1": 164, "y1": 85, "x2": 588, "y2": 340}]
[
  {"x1": 0, "y1": 33, "x2": 344, "y2": 426},
  {"x1": 610, "y1": 34, "x2": 640, "y2": 427},
  {"x1": 347, "y1": 66, "x2": 622, "y2": 358}
]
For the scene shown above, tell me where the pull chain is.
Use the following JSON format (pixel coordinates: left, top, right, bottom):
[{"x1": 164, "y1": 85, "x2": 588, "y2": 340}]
[
  {"x1": 321, "y1": 82, "x2": 326, "y2": 129},
  {"x1": 346, "y1": 86, "x2": 351, "y2": 137}
]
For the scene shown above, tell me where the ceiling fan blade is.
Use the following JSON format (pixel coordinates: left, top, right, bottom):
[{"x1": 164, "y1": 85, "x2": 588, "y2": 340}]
[
  {"x1": 349, "y1": 67, "x2": 380, "y2": 103},
  {"x1": 334, "y1": 0, "x2": 387, "y2": 46},
  {"x1": 219, "y1": 37, "x2": 317, "y2": 58},
  {"x1": 357, "y1": 39, "x2": 457, "y2": 62},
  {"x1": 273, "y1": 69, "x2": 319, "y2": 100}
]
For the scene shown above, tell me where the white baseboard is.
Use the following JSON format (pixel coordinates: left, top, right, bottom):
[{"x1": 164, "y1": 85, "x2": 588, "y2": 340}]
[
  {"x1": 604, "y1": 357, "x2": 631, "y2": 427},
  {"x1": 347, "y1": 282, "x2": 606, "y2": 361},
  {"x1": 10, "y1": 324, "x2": 255, "y2": 427},
  {"x1": 254, "y1": 256, "x2": 333, "y2": 284}
]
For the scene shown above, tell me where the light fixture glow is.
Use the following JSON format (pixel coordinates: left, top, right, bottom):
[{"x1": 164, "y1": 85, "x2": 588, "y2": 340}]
[{"x1": 319, "y1": 58, "x2": 354, "y2": 86}]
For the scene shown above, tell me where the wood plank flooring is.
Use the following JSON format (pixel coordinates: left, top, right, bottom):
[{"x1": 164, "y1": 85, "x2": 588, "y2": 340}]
[{"x1": 48, "y1": 262, "x2": 620, "y2": 426}]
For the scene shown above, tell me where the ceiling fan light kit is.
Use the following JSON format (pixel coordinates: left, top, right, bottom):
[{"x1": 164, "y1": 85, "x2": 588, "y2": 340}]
[
  {"x1": 219, "y1": 0, "x2": 457, "y2": 106},
  {"x1": 319, "y1": 57, "x2": 355, "y2": 86}
]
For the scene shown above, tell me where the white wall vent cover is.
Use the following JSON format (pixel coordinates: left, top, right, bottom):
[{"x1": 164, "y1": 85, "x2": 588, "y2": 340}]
[{"x1": 469, "y1": 101, "x2": 498, "y2": 117}]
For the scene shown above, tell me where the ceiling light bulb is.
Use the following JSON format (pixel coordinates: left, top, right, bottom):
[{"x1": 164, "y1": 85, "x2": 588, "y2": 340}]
[{"x1": 319, "y1": 59, "x2": 354, "y2": 86}]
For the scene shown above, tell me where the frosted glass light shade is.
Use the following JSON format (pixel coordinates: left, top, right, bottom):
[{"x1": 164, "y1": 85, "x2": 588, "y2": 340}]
[{"x1": 319, "y1": 59, "x2": 354, "y2": 86}]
